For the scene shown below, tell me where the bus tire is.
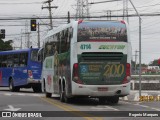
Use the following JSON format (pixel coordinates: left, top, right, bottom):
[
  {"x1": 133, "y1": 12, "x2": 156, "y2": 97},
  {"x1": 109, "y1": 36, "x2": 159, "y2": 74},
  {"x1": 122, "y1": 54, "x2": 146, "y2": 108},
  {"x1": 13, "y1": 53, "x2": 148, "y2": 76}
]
[
  {"x1": 43, "y1": 79, "x2": 46, "y2": 92},
  {"x1": 9, "y1": 79, "x2": 20, "y2": 92},
  {"x1": 60, "y1": 90, "x2": 65, "y2": 102},
  {"x1": 98, "y1": 98, "x2": 107, "y2": 104},
  {"x1": 32, "y1": 84, "x2": 42, "y2": 93},
  {"x1": 64, "y1": 90, "x2": 71, "y2": 103},
  {"x1": 107, "y1": 96, "x2": 119, "y2": 104},
  {"x1": 46, "y1": 92, "x2": 52, "y2": 98}
]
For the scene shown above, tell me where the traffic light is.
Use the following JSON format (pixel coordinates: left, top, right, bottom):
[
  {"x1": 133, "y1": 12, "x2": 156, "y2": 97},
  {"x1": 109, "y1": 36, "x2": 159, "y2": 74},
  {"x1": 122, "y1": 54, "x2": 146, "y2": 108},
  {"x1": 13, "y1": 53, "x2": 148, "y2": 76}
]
[
  {"x1": 30, "y1": 19, "x2": 37, "y2": 31},
  {"x1": 0, "y1": 29, "x2": 5, "y2": 39}
]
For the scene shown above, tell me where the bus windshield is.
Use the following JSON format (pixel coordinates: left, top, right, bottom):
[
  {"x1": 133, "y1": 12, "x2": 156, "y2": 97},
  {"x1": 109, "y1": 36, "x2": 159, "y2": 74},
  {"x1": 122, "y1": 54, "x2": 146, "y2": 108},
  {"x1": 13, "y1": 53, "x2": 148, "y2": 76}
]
[{"x1": 78, "y1": 21, "x2": 127, "y2": 42}]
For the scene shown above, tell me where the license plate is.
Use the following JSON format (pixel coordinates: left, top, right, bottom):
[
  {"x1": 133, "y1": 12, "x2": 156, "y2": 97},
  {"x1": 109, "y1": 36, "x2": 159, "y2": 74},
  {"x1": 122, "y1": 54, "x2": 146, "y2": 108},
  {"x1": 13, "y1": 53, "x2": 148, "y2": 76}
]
[{"x1": 98, "y1": 87, "x2": 108, "y2": 91}]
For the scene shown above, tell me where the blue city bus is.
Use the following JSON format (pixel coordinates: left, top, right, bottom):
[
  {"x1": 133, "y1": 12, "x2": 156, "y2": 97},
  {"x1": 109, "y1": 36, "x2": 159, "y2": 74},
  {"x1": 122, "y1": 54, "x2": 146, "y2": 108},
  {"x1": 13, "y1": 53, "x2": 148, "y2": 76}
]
[{"x1": 0, "y1": 48, "x2": 42, "y2": 92}]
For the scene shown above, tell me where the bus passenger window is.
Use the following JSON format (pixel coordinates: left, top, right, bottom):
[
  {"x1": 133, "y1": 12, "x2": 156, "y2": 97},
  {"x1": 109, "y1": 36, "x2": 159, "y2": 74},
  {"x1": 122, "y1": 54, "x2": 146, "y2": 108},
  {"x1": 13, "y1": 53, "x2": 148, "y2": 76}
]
[
  {"x1": 20, "y1": 53, "x2": 28, "y2": 67},
  {"x1": 1, "y1": 55, "x2": 7, "y2": 68},
  {"x1": 13, "y1": 54, "x2": 19, "y2": 67},
  {"x1": 7, "y1": 55, "x2": 13, "y2": 67}
]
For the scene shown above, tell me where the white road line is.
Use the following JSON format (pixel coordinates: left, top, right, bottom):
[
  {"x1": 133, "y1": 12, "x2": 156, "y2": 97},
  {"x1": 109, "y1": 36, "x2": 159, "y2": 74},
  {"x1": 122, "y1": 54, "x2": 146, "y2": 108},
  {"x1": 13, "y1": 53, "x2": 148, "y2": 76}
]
[
  {"x1": 104, "y1": 106, "x2": 119, "y2": 111},
  {"x1": 91, "y1": 106, "x2": 119, "y2": 111},
  {"x1": 134, "y1": 104, "x2": 150, "y2": 108},
  {"x1": 150, "y1": 107, "x2": 160, "y2": 111},
  {"x1": 2, "y1": 92, "x2": 44, "y2": 97},
  {"x1": 4, "y1": 93, "x2": 12, "y2": 96},
  {"x1": 121, "y1": 101, "x2": 160, "y2": 111},
  {"x1": 17, "y1": 93, "x2": 25, "y2": 96}
]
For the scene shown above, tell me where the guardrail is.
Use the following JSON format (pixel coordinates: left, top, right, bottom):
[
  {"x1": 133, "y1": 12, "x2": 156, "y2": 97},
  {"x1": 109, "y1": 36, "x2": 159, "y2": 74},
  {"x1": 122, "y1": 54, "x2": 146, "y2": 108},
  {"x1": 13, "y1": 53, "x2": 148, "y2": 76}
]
[{"x1": 130, "y1": 75, "x2": 160, "y2": 90}]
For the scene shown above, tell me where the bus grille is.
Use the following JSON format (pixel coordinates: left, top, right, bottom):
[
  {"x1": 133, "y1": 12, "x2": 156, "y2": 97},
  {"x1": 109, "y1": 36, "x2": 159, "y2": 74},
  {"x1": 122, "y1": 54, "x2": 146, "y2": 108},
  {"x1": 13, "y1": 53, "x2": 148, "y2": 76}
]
[{"x1": 80, "y1": 52, "x2": 123, "y2": 61}]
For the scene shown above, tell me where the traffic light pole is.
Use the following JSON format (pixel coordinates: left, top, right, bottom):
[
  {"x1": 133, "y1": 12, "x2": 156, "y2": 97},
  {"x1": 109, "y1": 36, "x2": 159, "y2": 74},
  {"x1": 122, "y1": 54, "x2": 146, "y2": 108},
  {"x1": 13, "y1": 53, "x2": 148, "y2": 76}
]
[
  {"x1": 37, "y1": 23, "x2": 40, "y2": 48},
  {"x1": 27, "y1": 32, "x2": 30, "y2": 48},
  {"x1": 129, "y1": 0, "x2": 142, "y2": 97}
]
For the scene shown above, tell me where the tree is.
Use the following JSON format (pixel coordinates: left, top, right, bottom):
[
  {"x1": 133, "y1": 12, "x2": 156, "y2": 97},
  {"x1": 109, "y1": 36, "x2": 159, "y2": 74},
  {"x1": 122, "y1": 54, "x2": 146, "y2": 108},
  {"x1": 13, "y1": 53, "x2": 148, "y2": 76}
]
[
  {"x1": 149, "y1": 59, "x2": 159, "y2": 66},
  {"x1": 0, "y1": 39, "x2": 13, "y2": 51}
]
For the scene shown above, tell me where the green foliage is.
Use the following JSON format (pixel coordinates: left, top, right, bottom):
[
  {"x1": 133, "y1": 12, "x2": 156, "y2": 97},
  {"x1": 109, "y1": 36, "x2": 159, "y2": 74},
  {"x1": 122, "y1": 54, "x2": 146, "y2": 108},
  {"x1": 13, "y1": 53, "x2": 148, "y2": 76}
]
[
  {"x1": 149, "y1": 59, "x2": 159, "y2": 66},
  {"x1": 0, "y1": 39, "x2": 13, "y2": 51}
]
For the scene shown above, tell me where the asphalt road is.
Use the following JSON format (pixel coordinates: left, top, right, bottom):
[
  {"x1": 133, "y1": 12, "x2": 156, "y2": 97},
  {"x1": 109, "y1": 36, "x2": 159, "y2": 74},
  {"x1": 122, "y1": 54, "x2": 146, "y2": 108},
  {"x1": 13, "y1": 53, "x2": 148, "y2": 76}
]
[{"x1": 0, "y1": 87, "x2": 160, "y2": 120}]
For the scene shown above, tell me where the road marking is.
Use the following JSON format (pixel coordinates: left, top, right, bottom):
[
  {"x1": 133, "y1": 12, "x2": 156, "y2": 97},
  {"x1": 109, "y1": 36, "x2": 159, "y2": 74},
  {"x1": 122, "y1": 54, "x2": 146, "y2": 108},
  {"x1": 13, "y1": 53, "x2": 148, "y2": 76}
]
[
  {"x1": 4, "y1": 105, "x2": 21, "y2": 111},
  {"x1": 40, "y1": 97, "x2": 103, "y2": 120},
  {"x1": 17, "y1": 93, "x2": 25, "y2": 96},
  {"x1": 0, "y1": 92, "x2": 44, "y2": 97},
  {"x1": 104, "y1": 106, "x2": 119, "y2": 111},
  {"x1": 91, "y1": 106, "x2": 119, "y2": 111},
  {"x1": 121, "y1": 101, "x2": 160, "y2": 111},
  {"x1": 4, "y1": 93, "x2": 12, "y2": 96}
]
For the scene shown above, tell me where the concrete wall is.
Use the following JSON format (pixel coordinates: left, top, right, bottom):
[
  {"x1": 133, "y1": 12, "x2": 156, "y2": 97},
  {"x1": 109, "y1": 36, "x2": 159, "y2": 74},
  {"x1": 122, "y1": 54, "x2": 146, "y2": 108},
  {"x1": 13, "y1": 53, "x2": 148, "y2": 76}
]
[{"x1": 130, "y1": 80, "x2": 160, "y2": 90}]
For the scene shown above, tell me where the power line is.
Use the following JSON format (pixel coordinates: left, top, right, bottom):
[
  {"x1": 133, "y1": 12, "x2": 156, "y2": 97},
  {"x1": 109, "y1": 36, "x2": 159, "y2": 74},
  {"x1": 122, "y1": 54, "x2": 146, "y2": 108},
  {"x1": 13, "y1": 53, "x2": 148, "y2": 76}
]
[
  {"x1": 89, "y1": 0, "x2": 122, "y2": 4},
  {"x1": 0, "y1": 2, "x2": 42, "y2": 5},
  {"x1": 0, "y1": 13, "x2": 160, "y2": 20}
]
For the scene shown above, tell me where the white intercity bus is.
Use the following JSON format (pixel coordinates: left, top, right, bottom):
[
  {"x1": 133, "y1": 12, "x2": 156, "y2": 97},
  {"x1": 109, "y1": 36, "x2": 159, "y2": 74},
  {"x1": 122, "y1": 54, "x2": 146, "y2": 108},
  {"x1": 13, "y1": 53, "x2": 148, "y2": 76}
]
[{"x1": 41, "y1": 20, "x2": 132, "y2": 104}]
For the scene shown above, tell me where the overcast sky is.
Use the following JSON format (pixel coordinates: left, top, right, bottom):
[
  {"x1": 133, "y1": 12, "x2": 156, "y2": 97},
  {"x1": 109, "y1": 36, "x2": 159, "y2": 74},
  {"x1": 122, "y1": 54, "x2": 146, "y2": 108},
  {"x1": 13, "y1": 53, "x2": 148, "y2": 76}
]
[{"x1": 0, "y1": 0, "x2": 160, "y2": 64}]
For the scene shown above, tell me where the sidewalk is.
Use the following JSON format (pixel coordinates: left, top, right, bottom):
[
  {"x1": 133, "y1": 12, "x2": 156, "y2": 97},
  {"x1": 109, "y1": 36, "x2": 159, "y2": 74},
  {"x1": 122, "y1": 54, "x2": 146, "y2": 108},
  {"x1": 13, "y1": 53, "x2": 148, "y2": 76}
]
[{"x1": 120, "y1": 90, "x2": 160, "y2": 101}]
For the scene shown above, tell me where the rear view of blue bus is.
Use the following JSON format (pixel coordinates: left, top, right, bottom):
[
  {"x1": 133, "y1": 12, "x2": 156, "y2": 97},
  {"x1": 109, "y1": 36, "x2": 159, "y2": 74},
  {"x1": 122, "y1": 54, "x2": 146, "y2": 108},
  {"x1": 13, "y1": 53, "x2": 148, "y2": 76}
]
[{"x1": 0, "y1": 48, "x2": 42, "y2": 92}]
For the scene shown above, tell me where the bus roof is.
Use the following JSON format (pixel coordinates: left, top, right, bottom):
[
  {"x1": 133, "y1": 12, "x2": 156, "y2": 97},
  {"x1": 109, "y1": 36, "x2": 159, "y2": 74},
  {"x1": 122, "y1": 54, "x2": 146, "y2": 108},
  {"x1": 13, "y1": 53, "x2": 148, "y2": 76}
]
[{"x1": 0, "y1": 48, "x2": 39, "y2": 55}]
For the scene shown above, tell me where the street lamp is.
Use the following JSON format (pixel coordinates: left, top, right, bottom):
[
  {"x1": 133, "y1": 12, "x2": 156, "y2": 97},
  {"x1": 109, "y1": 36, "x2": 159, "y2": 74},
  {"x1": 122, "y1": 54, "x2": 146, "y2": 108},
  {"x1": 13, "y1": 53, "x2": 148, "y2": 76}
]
[{"x1": 128, "y1": 0, "x2": 142, "y2": 97}]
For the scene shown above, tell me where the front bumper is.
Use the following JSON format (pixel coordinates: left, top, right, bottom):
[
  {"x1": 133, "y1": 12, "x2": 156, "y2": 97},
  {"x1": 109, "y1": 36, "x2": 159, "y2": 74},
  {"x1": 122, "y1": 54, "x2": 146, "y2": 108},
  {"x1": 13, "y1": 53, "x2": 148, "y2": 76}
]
[{"x1": 27, "y1": 78, "x2": 41, "y2": 84}]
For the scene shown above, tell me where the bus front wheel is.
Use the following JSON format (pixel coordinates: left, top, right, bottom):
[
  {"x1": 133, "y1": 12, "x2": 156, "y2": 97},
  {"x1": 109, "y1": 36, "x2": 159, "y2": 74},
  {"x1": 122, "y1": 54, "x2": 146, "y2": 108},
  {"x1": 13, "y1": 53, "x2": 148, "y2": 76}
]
[
  {"x1": 60, "y1": 90, "x2": 65, "y2": 102},
  {"x1": 60, "y1": 89, "x2": 71, "y2": 103}
]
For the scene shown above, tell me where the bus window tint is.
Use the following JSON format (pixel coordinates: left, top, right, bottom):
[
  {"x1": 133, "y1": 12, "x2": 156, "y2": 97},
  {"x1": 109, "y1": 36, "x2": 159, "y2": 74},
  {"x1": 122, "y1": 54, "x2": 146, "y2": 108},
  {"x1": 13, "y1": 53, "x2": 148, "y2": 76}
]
[
  {"x1": 31, "y1": 50, "x2": 38, "y2": 61},
  {"x1": 7, "y1": 55, "x2": 13, "y2": 67},
  {"x1": 0, "y1": 56, "x2": 2, "y2": 67},
  {"x1": 19, "y1": 53, "x2": 28, "y2": 67},
  {"x1": 1, "y1": 55, "x2": 7, "y2": 67},
  {"x1": 13, "y1": 54, "x2": 19, "y2": 67}
]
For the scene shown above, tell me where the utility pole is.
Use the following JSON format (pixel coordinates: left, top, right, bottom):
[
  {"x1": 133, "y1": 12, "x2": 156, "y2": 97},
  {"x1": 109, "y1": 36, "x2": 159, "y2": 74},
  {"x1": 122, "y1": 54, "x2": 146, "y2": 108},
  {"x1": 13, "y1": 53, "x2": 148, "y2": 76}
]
[
  {"x1": 42, "y1": 0, "x2": 58, "y2": 29},
  {"x1": 75, "y1": 0, "x2": 90, "y2": 20},
  {"x1": 128, "y1": 0, "x2": 142, "y2": 97},
  {"x1": 27, "y1": 32, "x2": 30, "y2": 48},
  {"x1": 68, "y1": 11, "x2": 70, "y2": 23},
  {"x1": 134, "y1": 50, "x2": 139, "y2": 74},
  {"x1": 123, "y1": 0, "x2": 129, "y2": 23},
  {"x1": 106, "y1": 10, "x2": 111, "y2": 20},
  {"x1": 20, "y1": 29, "x2": 23, "y2": 49},
  {"x1": 37, "y1": 23, "x2": 40, "y2": 48},
  {"x1": 25, "y1": 20, "x2": 30, "y2": 48}
]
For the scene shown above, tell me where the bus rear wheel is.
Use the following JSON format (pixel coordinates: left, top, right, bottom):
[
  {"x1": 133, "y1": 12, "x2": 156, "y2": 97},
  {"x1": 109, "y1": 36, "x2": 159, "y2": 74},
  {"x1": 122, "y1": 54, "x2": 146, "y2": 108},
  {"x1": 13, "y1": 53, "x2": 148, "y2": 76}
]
[
  {"x1": 99, "y1": 98, "x2": 107, "y2": 104},
  {"x1": 32, "y1": 84, "x2": 42, "y2": 93},
  {"x1": 107, "y1": 96, "x2": 119, "y2": 104},
  {"x1": 9, "y1": 79, "x2": 20, "y2": 92}
]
